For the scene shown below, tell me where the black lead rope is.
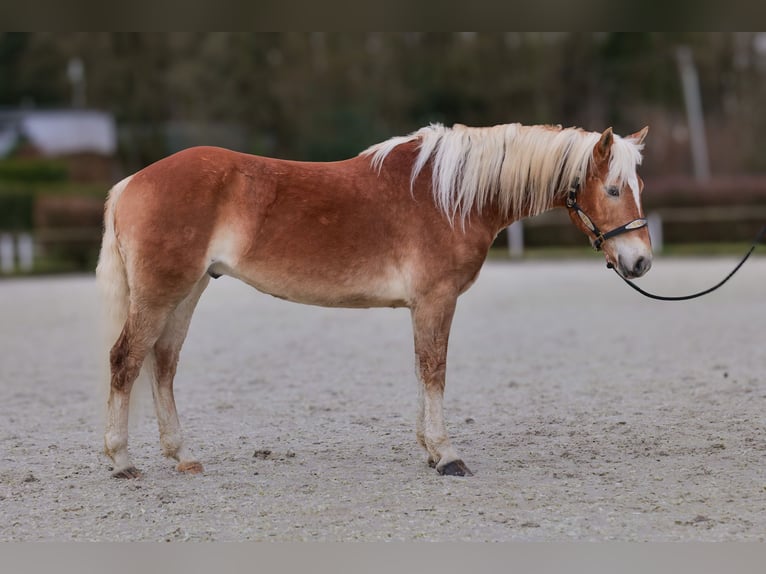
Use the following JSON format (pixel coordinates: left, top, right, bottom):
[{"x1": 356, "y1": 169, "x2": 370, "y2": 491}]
[{"x1": 609, "y1": 223, "x2": 766, "y2": 301}]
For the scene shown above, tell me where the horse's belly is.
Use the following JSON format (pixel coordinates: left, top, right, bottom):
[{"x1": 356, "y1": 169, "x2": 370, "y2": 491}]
[
  {"x1": 206, "y1": 211, "x2": 414, "y2": 308},
  {"x1": 221, "y1": 262, "x2": 412, "y2": 309}
]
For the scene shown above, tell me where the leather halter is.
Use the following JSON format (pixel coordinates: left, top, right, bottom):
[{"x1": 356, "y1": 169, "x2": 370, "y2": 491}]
[{"x1": 566, "y1": 178, "x2": 647, "y2": 251}]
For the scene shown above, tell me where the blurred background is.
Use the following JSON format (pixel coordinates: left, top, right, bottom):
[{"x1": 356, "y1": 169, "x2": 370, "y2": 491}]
[{"x1": 1, "y1": 32, "x2": 766, "y2": 274}]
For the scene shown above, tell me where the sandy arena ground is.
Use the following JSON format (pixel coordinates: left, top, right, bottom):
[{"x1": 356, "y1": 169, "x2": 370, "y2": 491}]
[{"x1": 1, "y1": 257, "x2": 765, "y2": 541}]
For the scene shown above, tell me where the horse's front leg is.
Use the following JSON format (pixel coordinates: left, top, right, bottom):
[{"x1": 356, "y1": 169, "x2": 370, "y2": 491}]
[{"x1": 410, "y1": 294, "x2": 473, "y2": 477}]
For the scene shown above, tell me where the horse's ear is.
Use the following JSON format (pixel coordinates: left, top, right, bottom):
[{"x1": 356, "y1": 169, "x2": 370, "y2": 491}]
[
  {"x1": 627, "y1": 126, "x2": 649, "y2": 146},
  {"x1": 594, "y1": 127, "x2": 614, "y2": 164}
]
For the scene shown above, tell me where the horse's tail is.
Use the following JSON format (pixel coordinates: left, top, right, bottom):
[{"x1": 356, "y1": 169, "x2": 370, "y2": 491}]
[
  {"x1": 96, "y1": 175, "x2": 133, "y2": 350},
  {"x1": 96, "y1": 175, "x2": 154, "y2": 414}
]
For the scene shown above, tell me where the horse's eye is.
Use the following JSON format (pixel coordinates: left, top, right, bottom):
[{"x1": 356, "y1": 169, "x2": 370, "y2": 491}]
[{"x1": 607, "y1": 186, "x2": 620, "y2": 197}]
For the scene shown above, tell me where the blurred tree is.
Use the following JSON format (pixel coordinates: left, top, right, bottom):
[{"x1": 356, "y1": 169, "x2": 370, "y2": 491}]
[
  {"x1": 0, "y1": 32, "x2": 67, "y2": 106},
  {"x1": 0, "y1": 33, "x2": 29, "y2": 105},
  {"x1": 1, "y1": 33, "x2": 765, "y2": 176}
]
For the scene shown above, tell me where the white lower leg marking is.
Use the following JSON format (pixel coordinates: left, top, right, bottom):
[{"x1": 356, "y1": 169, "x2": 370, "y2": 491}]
[
  {"x1": 105, "y1": 389, "x2": 132, "y2": 470},
  {"x1": 423, "y1": 386, "x2": 460, "y2": 466}
]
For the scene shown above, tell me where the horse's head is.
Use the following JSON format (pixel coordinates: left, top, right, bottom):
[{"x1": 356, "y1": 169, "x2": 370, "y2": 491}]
[{"x1": 568, "y1": 126, "x2": 652, "y2": 279}]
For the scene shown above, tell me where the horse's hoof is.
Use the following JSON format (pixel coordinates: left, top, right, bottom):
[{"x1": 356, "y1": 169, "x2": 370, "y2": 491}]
[
  {"x1": 177, "y1": 461, "x2": 204, "y2": 474},
  {"x1": 427, "y1": 456, "x2": 437, "y2": 468},
  {"x1": 112, "y1": 466, "x2": 142, "y2": 479},
  {"x1": 437, "y1": 460, "x2": 473, "y2": 477}
]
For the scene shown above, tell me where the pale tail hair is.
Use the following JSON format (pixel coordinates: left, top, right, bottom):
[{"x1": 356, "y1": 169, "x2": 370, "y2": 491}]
[
  {"x1": 95, "y1": 175, "x2": 133, "y2": 348},
  {"x1": 362, "y1": 123, "x2": 644, "y2": 224},
  {"x1": 95, "y1": 175, "x2": 155, "y2": 416}
]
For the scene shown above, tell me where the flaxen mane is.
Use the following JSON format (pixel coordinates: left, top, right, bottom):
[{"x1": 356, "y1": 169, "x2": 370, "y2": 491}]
[{"x1": 362, "y1": 123, "x2": 645, "y2": 223}]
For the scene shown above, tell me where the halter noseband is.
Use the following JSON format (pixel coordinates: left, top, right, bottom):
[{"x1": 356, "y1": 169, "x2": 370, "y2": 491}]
[{"x1": 566, "y1": 178, "x2": 647, "y2": 251}]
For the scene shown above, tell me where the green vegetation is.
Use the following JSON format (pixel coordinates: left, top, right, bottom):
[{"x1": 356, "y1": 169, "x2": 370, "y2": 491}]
[
  {"x1": 2, "y1": 33, "x2": 765, "y2": 175},
  {"x1": 0, "y1": 190, "x2": 34, "y2": 230},
  {"x1": 656, "y1": 242, "x2": 766, "y2": 257},
  {"x1": 0, "y1": 158, "x2": 68, "y2": 182},
  {"x1": 0, "y1": 158, "x2": 105, "y2": 272}
]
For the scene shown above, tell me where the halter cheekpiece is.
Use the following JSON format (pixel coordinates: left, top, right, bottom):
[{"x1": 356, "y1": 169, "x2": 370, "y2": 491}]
[{"x1": 566, "y1": 178, "x2": 647, "y2": 251}]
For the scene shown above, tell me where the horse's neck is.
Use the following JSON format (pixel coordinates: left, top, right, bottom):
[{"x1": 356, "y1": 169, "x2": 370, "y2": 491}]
[
  {"x1": 491, "y1": 188, "x2": 568, "y2": 232},
  {"x1": 373, "y1": 141, "x2": 571, "y2": 235}
]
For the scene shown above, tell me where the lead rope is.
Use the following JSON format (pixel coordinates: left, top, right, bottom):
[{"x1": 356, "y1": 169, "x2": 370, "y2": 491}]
[{"x1": 609, "y1": 223, "x2": 766, "y2": 301}]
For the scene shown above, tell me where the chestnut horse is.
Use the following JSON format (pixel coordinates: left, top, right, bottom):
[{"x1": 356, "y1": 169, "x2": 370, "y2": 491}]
[{"x1": 96, "y1": 122, "x2": 651, "y2": 478}]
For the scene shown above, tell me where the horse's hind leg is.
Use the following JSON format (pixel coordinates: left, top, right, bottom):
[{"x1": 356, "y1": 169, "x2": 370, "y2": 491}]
[
  {"x1": 150, "y1": 276, "x2": 210, "y2": 474},
  {"x1": 105, "y1": 304, "x2": 174, "y2": 478}
]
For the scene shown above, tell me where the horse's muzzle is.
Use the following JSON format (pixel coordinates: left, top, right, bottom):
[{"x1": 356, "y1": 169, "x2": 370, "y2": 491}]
[{"x1": 615, "y1": 255, "x2": 652, "y2": 279}]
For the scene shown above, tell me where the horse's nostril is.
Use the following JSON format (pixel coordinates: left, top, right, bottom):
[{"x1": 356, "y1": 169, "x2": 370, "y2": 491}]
[{"x1": 633, "y1": 256, "x2": 648, "y2": 275}]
